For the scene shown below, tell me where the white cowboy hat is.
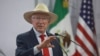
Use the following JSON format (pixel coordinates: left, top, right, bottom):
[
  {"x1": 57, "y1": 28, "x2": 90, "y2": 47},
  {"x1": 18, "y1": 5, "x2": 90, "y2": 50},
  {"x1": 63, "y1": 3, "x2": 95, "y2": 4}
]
[{"x1": 24, "y1": 3, "x2": 58, "y2": 24}]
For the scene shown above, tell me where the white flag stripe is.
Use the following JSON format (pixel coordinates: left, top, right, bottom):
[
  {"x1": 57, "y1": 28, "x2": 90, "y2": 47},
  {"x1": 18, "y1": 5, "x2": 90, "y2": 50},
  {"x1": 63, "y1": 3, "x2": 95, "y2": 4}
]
[
  {"x1": 77, "y1": 28, "x2": 97, "y2": 55},
  {"x1": 79, "y1": 17, "x2": 94, "y2": 40},
  {"x1": 79, "y1": 17, "x2": 98, "y2": 53},
  {"x1": 77, "y1": 29, "x2": 93, "y2": 51},
  {"x1": 77, "y1": 44, "x2": 88, "y2": 56}
]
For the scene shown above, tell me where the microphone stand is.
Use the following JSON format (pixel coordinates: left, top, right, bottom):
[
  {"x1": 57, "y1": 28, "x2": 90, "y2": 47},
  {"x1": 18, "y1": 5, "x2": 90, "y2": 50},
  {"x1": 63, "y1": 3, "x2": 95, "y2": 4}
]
[
  {"x1": 55, "y1": 37, "x2": 68, "y2": 56},
  {"x1": 60, "y1": 44, "x2": 68, "y2": 56},
  {"x1": 55, "y1": 33, "x2": 82, "y2": 47},
  {"x1": 55, "y1": 33, "x2": 84, "y2": 56}
]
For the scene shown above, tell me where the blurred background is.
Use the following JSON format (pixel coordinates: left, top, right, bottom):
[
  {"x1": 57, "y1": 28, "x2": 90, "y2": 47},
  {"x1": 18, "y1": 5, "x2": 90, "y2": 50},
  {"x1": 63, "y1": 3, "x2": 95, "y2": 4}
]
[{"x1": 0, "y1": 0, "x2": 100, "y2": 56}]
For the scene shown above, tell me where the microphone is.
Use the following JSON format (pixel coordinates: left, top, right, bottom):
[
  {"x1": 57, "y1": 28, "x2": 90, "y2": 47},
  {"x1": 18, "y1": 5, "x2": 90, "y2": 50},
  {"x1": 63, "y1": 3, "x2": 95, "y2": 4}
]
[{"x1": 55, "y1": 33, "x2": 65, "y2": 37}]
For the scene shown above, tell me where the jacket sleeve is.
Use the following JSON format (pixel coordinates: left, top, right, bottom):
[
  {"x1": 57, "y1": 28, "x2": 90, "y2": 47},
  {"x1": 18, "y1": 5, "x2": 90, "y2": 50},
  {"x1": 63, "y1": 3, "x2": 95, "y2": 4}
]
[{"x1": 15, "y1": 34, "x2": 34, "y2": 56}]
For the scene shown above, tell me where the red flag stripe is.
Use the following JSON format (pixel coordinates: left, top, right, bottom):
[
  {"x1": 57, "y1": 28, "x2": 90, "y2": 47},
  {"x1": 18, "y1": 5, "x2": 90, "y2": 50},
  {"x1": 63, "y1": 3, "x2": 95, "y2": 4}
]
[
  {"x1": 77, "y1": 28, "x2": 96, "y2": 55},
  {"x1": 75, "y1": 35, "x2": 94, "y2": 56},
  {"x1": 78, "y1": 23, "x2": 99, "y2": 55},
  {"x1": 79, "y1": 17, "x2": 94, "y2": 40}
]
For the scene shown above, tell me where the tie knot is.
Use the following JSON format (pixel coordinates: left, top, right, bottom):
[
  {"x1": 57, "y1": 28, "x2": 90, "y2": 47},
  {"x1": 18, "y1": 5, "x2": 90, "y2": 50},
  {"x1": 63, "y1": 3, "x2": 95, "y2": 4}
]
[{"x1": 40, "y1": 34, "x2": 46, "y2": 41}]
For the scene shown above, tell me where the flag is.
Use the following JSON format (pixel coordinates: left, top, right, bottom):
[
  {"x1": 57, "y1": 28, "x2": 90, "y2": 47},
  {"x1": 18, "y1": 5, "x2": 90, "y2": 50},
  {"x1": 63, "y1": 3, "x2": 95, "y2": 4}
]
[
  {"x1": 49, "y1": 0, "x2": 75, "y2": 56},
  {"x1": 73, "y1": 0, "x2": 99, "y2": 56}
]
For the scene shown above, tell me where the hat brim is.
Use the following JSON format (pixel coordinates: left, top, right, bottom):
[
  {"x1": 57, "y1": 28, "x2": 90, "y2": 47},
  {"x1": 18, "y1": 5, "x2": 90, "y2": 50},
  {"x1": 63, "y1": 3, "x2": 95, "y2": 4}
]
[{"x1": 24, "y1": 11, "x2": 58, "y2": 24}]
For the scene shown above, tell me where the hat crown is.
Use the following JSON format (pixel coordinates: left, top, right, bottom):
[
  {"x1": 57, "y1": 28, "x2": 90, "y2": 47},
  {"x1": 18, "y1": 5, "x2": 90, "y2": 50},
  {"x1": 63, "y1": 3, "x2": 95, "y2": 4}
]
[{"x1": 33, "y1": 3, "x2": 49, "y2": 12}]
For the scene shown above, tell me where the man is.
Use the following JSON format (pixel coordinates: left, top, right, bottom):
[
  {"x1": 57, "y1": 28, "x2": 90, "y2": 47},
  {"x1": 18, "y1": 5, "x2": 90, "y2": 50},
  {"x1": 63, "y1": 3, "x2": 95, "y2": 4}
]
[{"x1": 16, "y1": 3, "x2": 63, "y2": 56}]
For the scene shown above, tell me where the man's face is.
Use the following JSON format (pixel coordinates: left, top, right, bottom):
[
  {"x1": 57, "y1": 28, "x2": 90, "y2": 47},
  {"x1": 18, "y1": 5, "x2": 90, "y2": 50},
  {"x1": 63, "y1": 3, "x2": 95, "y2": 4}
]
[{"x1": 31, "y1": 13, "x2": 50, "y2": 33}]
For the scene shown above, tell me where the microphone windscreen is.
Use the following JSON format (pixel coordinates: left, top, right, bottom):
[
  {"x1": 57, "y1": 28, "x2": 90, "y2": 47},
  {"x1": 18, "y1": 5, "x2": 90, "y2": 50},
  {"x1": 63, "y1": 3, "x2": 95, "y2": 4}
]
[{"x1": 55, "y1": 33, "x2": 59, "y2": 36}]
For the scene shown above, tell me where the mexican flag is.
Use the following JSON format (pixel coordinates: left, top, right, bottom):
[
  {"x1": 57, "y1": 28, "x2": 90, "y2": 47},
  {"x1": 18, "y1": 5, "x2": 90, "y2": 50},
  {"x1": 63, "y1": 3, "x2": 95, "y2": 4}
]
[{"x1": 49, "y1": 0, "x2": 75, "y2": 56}]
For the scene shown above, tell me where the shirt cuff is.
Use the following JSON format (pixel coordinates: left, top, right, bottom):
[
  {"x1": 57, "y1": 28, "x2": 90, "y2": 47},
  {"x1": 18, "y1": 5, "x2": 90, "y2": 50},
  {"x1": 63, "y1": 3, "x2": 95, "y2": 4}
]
[{"x1": 33, "y1": 45, "x2": 41, "y2": 55}]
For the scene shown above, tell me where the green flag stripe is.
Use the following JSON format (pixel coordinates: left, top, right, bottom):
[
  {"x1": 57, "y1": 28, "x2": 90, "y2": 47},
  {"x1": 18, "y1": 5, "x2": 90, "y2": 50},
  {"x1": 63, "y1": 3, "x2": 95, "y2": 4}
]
[{"x1": 49, "y1": 0, "x2": 69, "y2": 30}]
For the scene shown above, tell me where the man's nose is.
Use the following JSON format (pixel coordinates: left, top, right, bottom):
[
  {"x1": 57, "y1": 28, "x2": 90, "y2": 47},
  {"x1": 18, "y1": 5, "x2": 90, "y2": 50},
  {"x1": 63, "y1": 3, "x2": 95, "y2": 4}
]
[{"x1": 38, "y1": 18, "x2": 44, "y2": 23}]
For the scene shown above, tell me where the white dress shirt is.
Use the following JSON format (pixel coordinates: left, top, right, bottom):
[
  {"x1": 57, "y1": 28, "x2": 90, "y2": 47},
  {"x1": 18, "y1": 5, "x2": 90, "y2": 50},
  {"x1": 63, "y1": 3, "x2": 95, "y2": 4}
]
[{"x1": 33, "y1": 28, "x2": 53, "y2": 56}]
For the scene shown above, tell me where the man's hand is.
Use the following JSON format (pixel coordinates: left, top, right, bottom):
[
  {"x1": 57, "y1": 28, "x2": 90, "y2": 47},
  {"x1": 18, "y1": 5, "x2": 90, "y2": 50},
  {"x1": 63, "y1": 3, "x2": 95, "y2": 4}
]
[{"x1": 37, "y1": 36, "x2": 56, "y2": 50}]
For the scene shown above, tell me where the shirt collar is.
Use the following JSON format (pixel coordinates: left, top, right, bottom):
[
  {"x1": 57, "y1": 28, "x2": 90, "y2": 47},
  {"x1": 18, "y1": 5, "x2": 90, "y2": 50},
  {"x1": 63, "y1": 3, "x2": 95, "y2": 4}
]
[{"x1": 32, "y1": 27, "x2": 47, "y2": 37}]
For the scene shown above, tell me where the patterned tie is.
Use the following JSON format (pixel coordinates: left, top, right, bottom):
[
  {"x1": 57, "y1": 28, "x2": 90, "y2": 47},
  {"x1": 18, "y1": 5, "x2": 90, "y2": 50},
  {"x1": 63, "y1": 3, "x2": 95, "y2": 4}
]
[{"x1": 40, "y1": 34, "x2": 50, "y2": 56}]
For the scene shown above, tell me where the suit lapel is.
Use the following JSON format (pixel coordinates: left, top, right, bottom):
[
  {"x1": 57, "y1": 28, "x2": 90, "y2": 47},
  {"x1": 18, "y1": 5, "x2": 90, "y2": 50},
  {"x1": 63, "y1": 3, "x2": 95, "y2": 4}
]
[
  {"x1": 29, "y1": 28, "x2": 39, "y2": 46},
  {"x1": 29, "y1": 28, "x2": 43, "y2": 56}
]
